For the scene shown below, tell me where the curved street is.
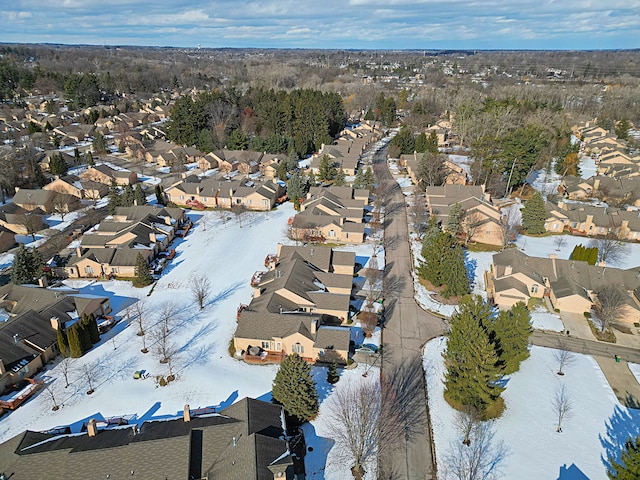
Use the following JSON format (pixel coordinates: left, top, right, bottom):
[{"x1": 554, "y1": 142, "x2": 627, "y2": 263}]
[{"x1": 376, "y1": 150, "x2": 444, "y2": 480}]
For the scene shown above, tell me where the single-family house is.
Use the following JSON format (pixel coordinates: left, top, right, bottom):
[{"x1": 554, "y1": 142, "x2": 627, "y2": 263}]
[{"x1": 79, "y1": 164, "x2": 138, "y2": 186}]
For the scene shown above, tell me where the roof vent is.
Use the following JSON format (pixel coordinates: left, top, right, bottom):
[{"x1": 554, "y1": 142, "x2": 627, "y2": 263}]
[
  {"x1": 13, "y1": 333, "x2": 20, "y2": 344},
  {"x1": 233, "y1": 436, "x2": 237, "y2": 447}
]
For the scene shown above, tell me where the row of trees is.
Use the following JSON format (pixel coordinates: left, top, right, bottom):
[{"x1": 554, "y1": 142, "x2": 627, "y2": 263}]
[
  {"x1": 166, "y1": 88, "x2": 346, "y2": 157},
  {"x1": 569, "y1": 244, "x2": 599, "y2": 265},
  {"x1": 444, "y1": 296, "x2": 531, "y2": 419},
  {"x1": 56, "y1": 314, "x2": 101, "y2": 358},
  {"x1": 388, "y1": 127, "x2": 439, "y2": 158},
  {"x1": 107, "y1": 182, "x2": 147, "y2": 214}
]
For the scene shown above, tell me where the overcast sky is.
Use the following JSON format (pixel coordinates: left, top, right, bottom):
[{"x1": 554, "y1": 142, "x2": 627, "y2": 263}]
[{"x1": 2, "y1": 0, "x2": 639, "y2": 50}]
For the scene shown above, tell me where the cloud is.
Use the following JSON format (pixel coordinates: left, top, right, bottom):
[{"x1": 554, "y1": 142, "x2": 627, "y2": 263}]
[{"x1": 1, "y1": 0, "x2": 638, "y2": 49}]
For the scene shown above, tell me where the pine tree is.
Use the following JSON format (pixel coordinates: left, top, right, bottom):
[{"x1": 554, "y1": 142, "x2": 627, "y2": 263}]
[
  {"x1": 28, "y1": 247, "x2": 43, "y2": 281},
  {"x1": 154, "y1": 185, "x2": 166, "y2": 205},
  {"x1": 272, "y1": 353, "x2": 319, "y2": 424},
  {"x1": 93, "y1": 131, "x2": 108, "y2": 154},
  {"x1": 307, "y1": 170, "x2": 316, "y2": 187},
  {"x1": 446, "y1": 202, "x2": 464, "y2": 237},
  {"x1": 57, "y1": 327, "x2": 69, "y2": 357},
  {"x1": 491, "y1": 302, "x2": 532, "y2": 374},
  {"x1": 77, "y1": 321, "x2": 92, "y2": 353},
  {"x1": 353, "y1": 168, "x2": 365, "y2": 189},
  {"x1": 318, "y1": 155, "x2": 336, "y2": 182},
  {"x1": 107, "y1": 182, "x2": 120, "y2": 215},
  {"x1": 67, "y1": 324, "x2": 84, "y2": 358},
  {"x1": 85, "y1": 151, "x2": 94, "y2": 165},
  {"x1": 122, "y1": 184, "x2": 135, "y2": 207},
  {"x1": 415, "y1": 132, "x2": 427, "y2": 153},
  {"x1": 521, "y1": 192, "x2": 546, "y2": 234},
  {"x1": 441, "y1": 242, "x2": 470, "y2": 298},
  {"x1": 444, "y1": 296, "x2": 504, "y2": 417},
  {"x1": 363, "y1": 167, "x2": 374, "y2": 189},
  {"x1": 133, "y1": 253, "x2": 153, "y2": 287},
  {"x1": 425, "y1": 131, "x2": 439, "y2": 153},
  {"x1": 333, "y1": 168, "x2": 346, "y2": 186},
  {"x1": 134, "y1": 184, "x2": 147, "y2": 205},
  {"x1": 609, "y1": 436, "x2": 640, "y2": 479},
  {"x1": 82, "y1": 313, "x2": 100, "y2": 344},
  {"x1": 50, "y1": 153, "x2": 68, "y2": 176},
  {"x1": 11, "y1": 244, "x2": 33, "y2": 285},
  {"x1": 327, "y1": 362, "x2": 339, "y2": 385}
]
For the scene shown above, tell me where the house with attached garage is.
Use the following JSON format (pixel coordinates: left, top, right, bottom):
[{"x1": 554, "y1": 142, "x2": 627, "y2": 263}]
[
  {"x1": 234, "y1": 245, "x2": 354, "y2": 364},
  {"x1": 79, "y1": 163, "x2": 138, "y2": 186},
  {"x1": 486, "y1": 249, "x2": 640, "y2": 323}
]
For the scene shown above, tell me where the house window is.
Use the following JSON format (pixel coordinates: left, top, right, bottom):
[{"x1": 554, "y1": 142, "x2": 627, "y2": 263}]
[
  {"x1": 292, "y1": 343, "x2": 304, "y2": 354},
  {"x1": 328, "y1": 230, "x2": 336, "y2": 238},
  {"x1": 84, "y1": 266, "x2": 94, "y2": 275},
  {"x1": 554, "y1": 223, "x2": 558, "y2": 230},
  {"x1": 261, "y1": 341, "x2": 270, "y2": 350},
  {"x1": 531, "y1": 284, "x2": 539, "y2": 294},
  {"x1": 263, "y1": 199, "x2": 269, "y2": 206},
  {"x1": 180, "y1": 195, "x2": 184, "y2": 200},
  {"x1": 111, "y1": 267, "x2": 118, "y2": 274},
  {"x1": 203, "y1": 197, "x2": 207, "y2": 202},
  {"x1": 247, "y1": 199, "x2": 252, "y2": 205}
]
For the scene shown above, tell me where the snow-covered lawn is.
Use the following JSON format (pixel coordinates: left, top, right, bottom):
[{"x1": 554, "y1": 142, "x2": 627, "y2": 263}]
[
  {"x1": 425, "y1": 339, "x2": 640, "y2": 480},
  {"x1": 43, "y1": 211, "x2": 84, "y2": 231},
  {"x1": 530, "y1": 306, "x2": 564, "y2": 332},
  {"x1": 0, "y1": 204, "x2": 300, "y2": 442}
]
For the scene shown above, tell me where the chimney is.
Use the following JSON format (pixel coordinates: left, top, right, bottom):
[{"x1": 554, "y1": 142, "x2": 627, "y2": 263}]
[
  {"x1": 0, "y1": 358, "x2": 5, "y2": 375},
  {"x1": 504, "y1": 265, "x2": 512, "y2": 276},
  {"x1": 594, "y1": 178, "x2": 600, "y2": 191},
  {"x1": 38, "y1": 277, "x2": 48, "y2": 288},
  {"x1": 183, "y1": 404, "x2": 191, "y2": 422},
  {"x1": 50, "y1": 316, "x2": 60, "y2": 330},
  {"x1": 149, "y1": 232, "x2": 156, "y2": 243},
  {"x1": 549, "y1": 254, "x2": 557, "y2": 279},
  {"x1": 87, "y1": 418, "x2": 98, "y2": 437},
  {"x1": 310, "y1": 318, "x2": 317, "y2": 335},
  {"x1": 76, "y1": 246, "x2": 83, "y2": 258}
]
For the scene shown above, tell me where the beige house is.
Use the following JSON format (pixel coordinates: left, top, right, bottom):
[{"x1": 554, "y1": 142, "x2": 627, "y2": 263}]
[
  {"x1": 425, "y1": 184, "x2": 504, "y2": 246},
  {"x1": 12, "y1": 188, "x2": 80, "y2": 215},
  {"x1": 234, "y1": 245, "x2": 354, "y2": 364},
  {"x1": 43, "y1": 175, "x2": 109, "y2": 201},
  {"x1": 66, "y1": 248, "x2": 152, "y2": 278},
  {"x1": 488, "y1": 249, "x2": 640, "y2": 319},
  {"x1": 79, "y1": 164, "x2": 138, "y2": 186}
]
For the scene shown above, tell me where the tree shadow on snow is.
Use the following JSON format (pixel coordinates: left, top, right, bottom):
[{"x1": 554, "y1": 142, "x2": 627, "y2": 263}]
[
  {"x1": 300, "y1": 422, "x2": 335, "y2": 480},
  {"x1": 464, "y1": 250, "x2": 477, "y2": 287},
  {"x1": 206, "y1": 281, "x2": 244, "y2": 308},
  {"x1": 599, "y1": 404, "x2": 640, "y2": 473}
]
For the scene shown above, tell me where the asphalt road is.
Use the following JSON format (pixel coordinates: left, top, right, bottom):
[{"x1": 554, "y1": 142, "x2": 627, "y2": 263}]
[
  {"x1": 530, "y1": 331, "x2": 640, "y2": 364},
  {"x1": 376, "y1": 149, "x2": 443, "y2": 480}
]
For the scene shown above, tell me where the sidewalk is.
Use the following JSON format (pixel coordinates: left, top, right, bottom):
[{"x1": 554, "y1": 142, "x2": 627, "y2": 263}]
[{"x1": 595, "y1": 357, "x2": 640, "y2": 408}]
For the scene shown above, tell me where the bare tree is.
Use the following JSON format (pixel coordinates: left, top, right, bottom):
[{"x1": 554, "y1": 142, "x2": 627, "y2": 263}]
[
  {"x1": 553, "y1": 235, "x2": 567, "y2": 252},
  {"x1": 232, "y1": 203, "x2": 247, "y2": 228},
  {"x1": 152, "y1": 324, "x2": 178, "y2": 379},
  {"x1": 326, "y1": 378, "x2": 404, "y2": 480},
  {"x1": 553, "y1": 342, "x2": 576, "y2": 376},
  {"x1": 82, "y1": 361, "x2": 98, "y2": 395},
  {"x1": 51, "y1": 193, "x2": 71, "y2": 221},
  {"x1": 216, "y1": 208, "x2": 229, "y2": 228},
  {"x1": 454, "y1": 405, "x2": 480, "y2": 446},
  {"x1": 130, "y1": 300, "x2": 148, "y2": 352},
  {"x1": 418, "y1": 152, "x2": 448, "y2": 187},
  {"x1": 443, "y1": 420, "x2": 509, "y2": 480},
  {"x1": 200, "y1": 211, "x2": 210, "y2": 231},
  {"x1": 190, "y1": 272, "x2": 212, "y2": 309},
  {"x1": 43, "y1": 381, "x2": 62, "y2": 411},
  {"x1": 157, "y1": 301, "x2": 179, "y2": 333},
  {"x1": 58, "y1": 357, "x2": 74, "y2": 388},
  {"x1": 500, "y1": 205, "x2": 520, "y2": 247},
  {"x1": 462, "y1": 210, "x2": 485, "y2": 246},
  {"x1": 552, "y1": 384, "x2": 573, "y2": 433},
  {"x1": 16, "y1": 210, "x2": 44, "y2": 241},
  {"x1": 594, "y1": 283, "x2": 627, "y2": 332},
  {"x1": 589, "y1": 235, "x2": 627, "y2": 266},
  {"x1": 408, "y1": 188, "x2": 430, "y2": 237}
]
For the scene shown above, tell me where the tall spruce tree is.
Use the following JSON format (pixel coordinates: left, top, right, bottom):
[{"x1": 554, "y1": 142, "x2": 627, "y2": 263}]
[
  {"x1": 122, "y1": 184, "x2": 135, "y2": 207},
  {"x1": 363, "y1": 168, "x2": 374, "y2": 189},
  {"x1": 82, "y1": 314, "x2": 101, "y2": 344},
  {"x1": 333, "y1": 168, "x2": 346, "y2": 186},
  {"x1": 50, "y1": 153, "x2": 68, "y2": 176},
  {"x1": 327, "y1": 361, "x2": 339, "y2": 385},
  {"x1": 57, "y1": 327, "x2": 69, "y2": 357},
  {"x1": 491, "y1": 302, "x2": 532, "y2": 374},
  {"x1": 67, "y1": 324, "x2": 83, "y2": 358},
  {"x1": 11, "y1": 244, "x2": 33, "y2": 285},
  {"x1": 441, "y1": 242, "x2": 470, "y2": 298},
  {"x1": 353, "y1": 168, "x2": 365, "y2": 189},
  {"x1": 154, "y1": 185, "x2": 165, "y2": 205},
  {"x1": 609, "y1": 436, "x2": 640, "y2": 479},
  {"x1": 446, "y1": 202, "x2": 464, "y2": 237},
  {"x1": 444, "y1": 296, "x2": 504, "y2": 417},
  {"x1": 415, "y1": 132, "x2": 428, "y2": 153},
  {"x1": 134, "y1": 184, "x2": 147, "y2": 205},
  {"x1": 317, "y1": 155, "x2": 336, "y2": 182},
  {"x1": 521, "y1": 192, "x2": 546, "y2": 234},
  {"x1": 107, "y1": 182, "x2": 120, "y2": 215},
  {"x1": 272, "y1": 353, "x2": 319, "y2": 424},
  {"x1": 133, "y1": 253, "x2": 153, "y2": 287}
]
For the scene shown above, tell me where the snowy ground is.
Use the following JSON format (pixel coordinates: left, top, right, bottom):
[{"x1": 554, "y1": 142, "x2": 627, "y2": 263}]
[
  {"x1": 580, "y1": 155, "x2": 597, "y2": 179},
  {"x1": 43, "y1": 211, "x2": 84, "y2": 231},
  {"x1": 1, "y1": 200, "x2": 388, "y2": 480},
  {"x1": 530, "y1": 306, "x2": 564, "y2": 332},
  {"x1": 425, "y1": 339, "x2": 640, "y2": 480}
]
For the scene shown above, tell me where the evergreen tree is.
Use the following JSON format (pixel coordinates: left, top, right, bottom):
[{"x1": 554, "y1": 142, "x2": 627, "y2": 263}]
[
  {"x1": 414, "y1": 132, "x2": 427, "y2": 153},
  {"x1": 277, "y1": 160, "x2": 288, "y2": 182},
  {"x1": 491, "y1": 302, "x2": 532, "y2": 374},
  {"x1": 287, "y1": 171, "x2": 309, "y2": 209},
  {"x1": 569, "y1": 244, "x2": 598, "y2": 265},
  {"x1": 446, "y1": 202, "x2": 464, "y2": 237},
  {"x1": 107, "y1": 182, "x2": 120, "y2": 215},
  {"x1": 122, "y1": 184, "x2": 135, "y2": 207},
  {"x1": 27, "y1": 247, "x2": 43, "y2": 281},
  {"x1": 50, "y1": 153, "x2": 68, "y2": 176},
  {"x1": 134, "y1": 184, "x2": 147, "y2": 205},
  {"x1": 82, "y1": 313, "x2": 100, "y2": 344},
  {"x1": 307, "y1": 170, "x2": 316, "y2": 187},
  {"x1": 333, "y1": 168, "x2": 346, "y2": 186},
  {"x1": 327, "y1": 362, "x2": 339, "y2": 385},
  {"x1": 77, "y1": 321, "x2": 92, "y2": 353},
  {"x1": 318, "y1": 155, "x2": 336, "y2": 182},
  {"x1": 73, "y1": 147, "x2": 80, "y2": 165},
  {"x1": 441, "y1": 242, "x2": 470, "y2": 298},
  {"x1": 93, "y1": 131, "x2": 108, "y2": 154},
  {"x1": 133, "y1": 253, "x2": 153, "y2": 287},
  {"x1": 154, "y1": 185, "x2": 166, "y2": 205},
  {"x1": 85, "y1": 151, "x2": 94, "y2": 165},
  {"x1": 608, "y1": 436, "x2": 640, "y2": 479},
  {"x1": 615, "y1": 119, "x2": 630, "y2": 141},
  {"x1": 57, "y1": 327, "x2": 69, "y2": 357},
  {"x1": 272, "y1": 353, "x2": 319, "y2": 424},
  {"x1": 521, "y1": 192, "x2": 546, "y2": 234},
  {"x1": 353, "y1": 168, "x2": 365, "y2": 189},
  {"x1": 444, "y1": 296, "x2": 504, "y2": 417},
  {"x1": 67, "y1": 324, "x2": 84, "y2": 358},
  {"x1": 33, "y1": 163, "x2": 46, "y2": 187},
  {"x1": 11, "y1": 244, "x2": 33, "y2": 285},
  {"x1": 425, "y1": 131, "x2": 439, "y2": 153}
]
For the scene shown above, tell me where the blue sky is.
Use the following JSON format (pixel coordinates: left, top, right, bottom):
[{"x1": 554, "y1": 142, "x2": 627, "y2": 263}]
[{"x1": 2, "y1": 0, "x2": 639, "y2": 50}]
